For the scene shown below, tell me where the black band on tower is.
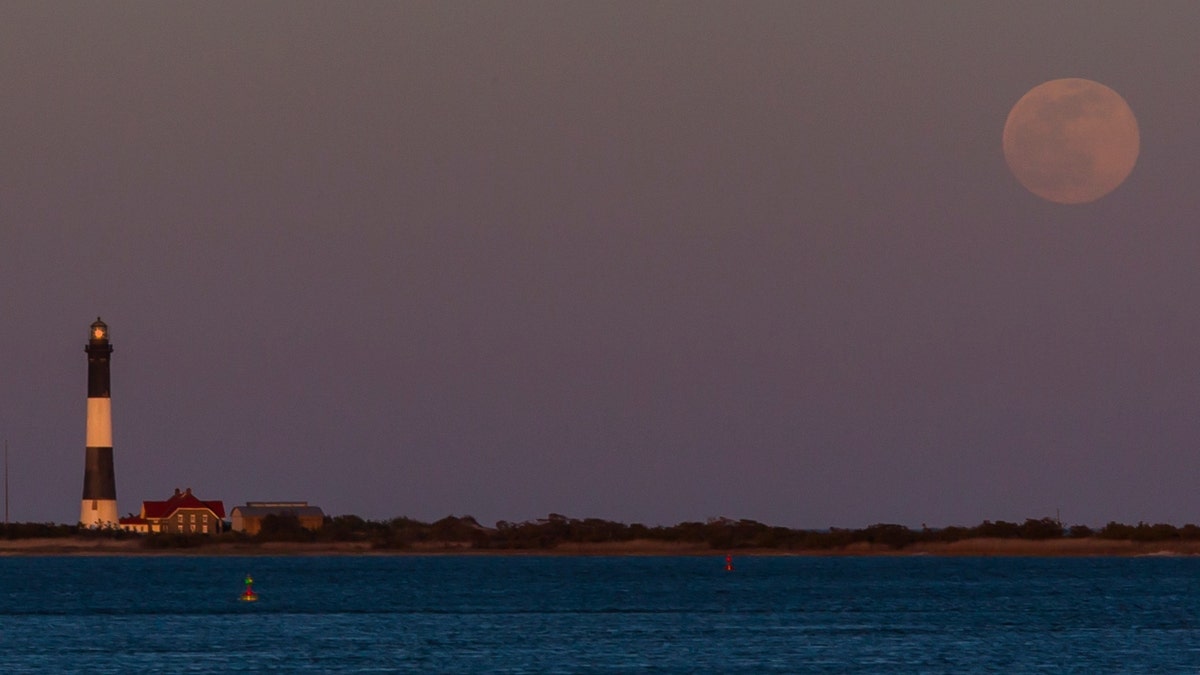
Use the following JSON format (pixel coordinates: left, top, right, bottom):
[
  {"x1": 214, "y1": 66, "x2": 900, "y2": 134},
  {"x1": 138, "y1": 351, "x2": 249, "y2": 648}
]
[
  {"x1": 86, "y1": 342, "x2": 113, "y2": 398},
  {"x1": 82, "y1": 447, "x2": 117, "y2": 500}
]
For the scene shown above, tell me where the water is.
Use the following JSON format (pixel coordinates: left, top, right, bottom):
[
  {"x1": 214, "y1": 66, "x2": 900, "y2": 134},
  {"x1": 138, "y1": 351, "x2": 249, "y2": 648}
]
[{"x1": 1, "y1": 555, "x2": 1199, "y2": 672}]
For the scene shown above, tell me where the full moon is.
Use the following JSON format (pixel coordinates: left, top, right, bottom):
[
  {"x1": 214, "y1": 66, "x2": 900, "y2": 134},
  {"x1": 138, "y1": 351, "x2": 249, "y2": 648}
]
[{"x1": 1002, "y1": 78, "x2": 1140, "y2": 204}]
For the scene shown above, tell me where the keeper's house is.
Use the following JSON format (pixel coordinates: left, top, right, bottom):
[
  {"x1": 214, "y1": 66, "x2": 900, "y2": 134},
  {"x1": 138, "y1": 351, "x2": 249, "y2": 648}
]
[
  {"x1": 119, "y1": 488, "x2": 226, "y2": 534},
  {"x1": 231, "y1": 501, "x2": 326, "y2": 534}
]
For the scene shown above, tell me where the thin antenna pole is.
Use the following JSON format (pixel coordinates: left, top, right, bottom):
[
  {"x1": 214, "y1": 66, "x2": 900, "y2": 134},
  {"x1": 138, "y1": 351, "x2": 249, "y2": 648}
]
[{"x1": 4, "y1": 440, "x2": 8, "y2": 526}]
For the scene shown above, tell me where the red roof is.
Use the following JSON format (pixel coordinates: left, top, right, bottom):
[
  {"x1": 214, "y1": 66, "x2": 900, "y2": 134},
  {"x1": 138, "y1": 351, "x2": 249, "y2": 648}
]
[{"x1": 141, "y1": 489, "x2": 226, "y2": 519}]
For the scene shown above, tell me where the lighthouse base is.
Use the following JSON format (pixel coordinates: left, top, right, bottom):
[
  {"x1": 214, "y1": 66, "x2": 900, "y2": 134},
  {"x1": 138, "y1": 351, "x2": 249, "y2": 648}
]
[{"x1": 80, "y1": 499, "x2": 118, "y2": 528}]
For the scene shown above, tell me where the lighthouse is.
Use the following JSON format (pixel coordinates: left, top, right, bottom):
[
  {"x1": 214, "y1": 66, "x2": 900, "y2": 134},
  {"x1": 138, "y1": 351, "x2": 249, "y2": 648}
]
[{"x1": 80, "y1": 317, "x2": 118, "y2": 527}]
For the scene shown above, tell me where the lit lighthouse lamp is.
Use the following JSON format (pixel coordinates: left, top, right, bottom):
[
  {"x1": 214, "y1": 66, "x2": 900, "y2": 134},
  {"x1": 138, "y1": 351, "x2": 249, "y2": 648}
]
[{"x1": 80, "y1": 317, "x2": 118, "y2": 527}]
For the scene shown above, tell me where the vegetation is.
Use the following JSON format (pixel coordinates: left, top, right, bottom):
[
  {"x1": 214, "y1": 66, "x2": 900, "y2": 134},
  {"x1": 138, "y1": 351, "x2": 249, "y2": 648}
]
[
  {"x1": 0, "y1": 522, "x2": 79, "y2": 539},
  {"x1": 6, "y1": 515, "x2": 1200, "y2": 552}
]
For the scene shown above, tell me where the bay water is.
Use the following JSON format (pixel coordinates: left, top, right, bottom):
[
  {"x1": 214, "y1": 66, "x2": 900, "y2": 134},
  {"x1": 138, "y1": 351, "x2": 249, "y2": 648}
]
[{"x1": 1, "y1": 555, "x2": 1199, "y2": 672}]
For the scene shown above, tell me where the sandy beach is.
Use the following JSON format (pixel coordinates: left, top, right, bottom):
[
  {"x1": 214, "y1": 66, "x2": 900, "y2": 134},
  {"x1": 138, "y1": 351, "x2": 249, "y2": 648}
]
[{"x1": 2, "y1": 536, "x2": 1199, "y2": 556}]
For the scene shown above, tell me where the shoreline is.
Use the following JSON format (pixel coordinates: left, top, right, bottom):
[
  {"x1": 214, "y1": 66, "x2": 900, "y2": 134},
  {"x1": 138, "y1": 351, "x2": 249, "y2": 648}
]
[{"x1": 2, "y1": 536, "x2": 1200, "y2": 557}]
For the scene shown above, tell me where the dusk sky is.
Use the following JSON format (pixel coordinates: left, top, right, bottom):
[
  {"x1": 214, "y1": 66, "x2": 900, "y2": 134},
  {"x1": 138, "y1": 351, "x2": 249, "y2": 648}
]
[{"x1": 4, "y1": 3, "x2": 1200, "y2": 528}]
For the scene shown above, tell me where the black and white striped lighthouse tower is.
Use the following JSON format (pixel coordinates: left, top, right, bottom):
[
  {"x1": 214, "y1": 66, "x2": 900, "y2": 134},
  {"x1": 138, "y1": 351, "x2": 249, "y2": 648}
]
[{"x1": 80, "y1": 317, "x2": 118, "y2": 527}]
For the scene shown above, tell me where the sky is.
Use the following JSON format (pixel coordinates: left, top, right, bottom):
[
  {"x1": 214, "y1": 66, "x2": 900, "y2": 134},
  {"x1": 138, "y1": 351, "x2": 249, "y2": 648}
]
[{"x1": 3, "y1": 2, "x2": 1200, "y2": 529}]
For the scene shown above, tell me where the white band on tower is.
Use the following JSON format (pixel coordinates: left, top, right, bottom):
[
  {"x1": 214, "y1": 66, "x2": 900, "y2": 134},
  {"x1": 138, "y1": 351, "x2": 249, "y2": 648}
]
[{"x1": 86, "y1": 398, "x2": 112, "y2": 448}]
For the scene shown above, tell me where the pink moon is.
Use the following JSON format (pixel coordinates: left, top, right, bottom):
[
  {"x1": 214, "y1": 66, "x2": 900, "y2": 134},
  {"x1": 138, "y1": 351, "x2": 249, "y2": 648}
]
[{"x1": 1002, "y1": 78, "x2": 1140, "y2": 204}]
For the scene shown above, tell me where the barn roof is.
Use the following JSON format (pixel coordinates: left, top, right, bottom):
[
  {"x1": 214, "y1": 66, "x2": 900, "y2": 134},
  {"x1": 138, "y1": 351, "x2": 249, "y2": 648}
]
[{"x1": 232, "y1": 503, "x2": 326, "y2": 519}]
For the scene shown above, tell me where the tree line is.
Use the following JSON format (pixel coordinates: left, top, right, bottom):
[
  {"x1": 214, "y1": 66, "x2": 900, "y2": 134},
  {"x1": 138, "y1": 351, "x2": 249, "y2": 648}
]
[{"x1": 5, "y1": 515, "x2": 1200, "y2": 551}]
